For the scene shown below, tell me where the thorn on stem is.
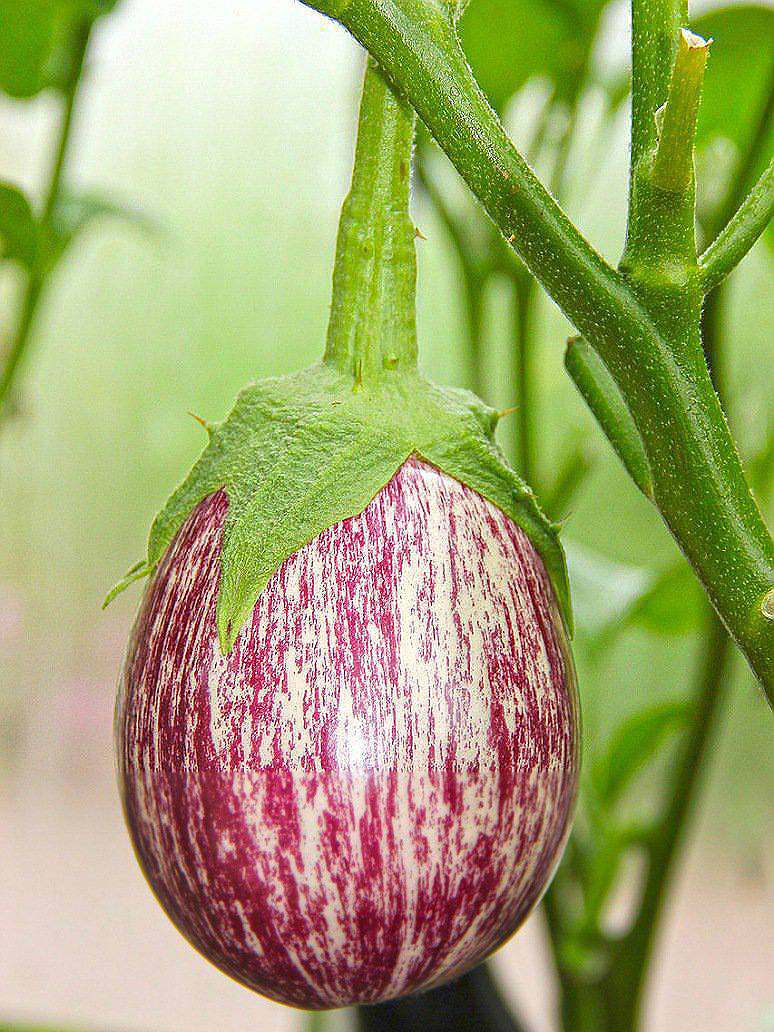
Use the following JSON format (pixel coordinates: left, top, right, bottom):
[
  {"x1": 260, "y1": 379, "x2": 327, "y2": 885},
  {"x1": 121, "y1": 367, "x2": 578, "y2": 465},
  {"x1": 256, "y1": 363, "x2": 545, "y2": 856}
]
[
  {"x1": 188, "y1": 411, "x2": 210, "y2": 432},
  {"x1": 414, "y1": 226, "x2": 427, "y2": 240}
]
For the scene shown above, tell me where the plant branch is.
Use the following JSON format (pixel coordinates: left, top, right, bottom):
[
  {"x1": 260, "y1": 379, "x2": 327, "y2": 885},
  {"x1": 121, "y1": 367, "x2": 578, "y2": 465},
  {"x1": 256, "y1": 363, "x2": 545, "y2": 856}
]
[
  {"x1": 564, "y1": 337, "x2": 652, "y2": 499},
  {"x1": 597, "y1": 235, "x2": 735, "y2": 1030},
  {"x1": 652, "y1": 29, "x2": 711, "y2": 194},
  {"x1": 305, "y1": 0, "x2": 657, "y2": 359},
  {"x1": 0, "y1": 18, "x2": 92, "y2": 423},
  {"x1": 324, "y1": 56, "x2": 417, "y2": 383},
  {"x1": 700, "y1": 158, "x2": 774, "y2": 293}
]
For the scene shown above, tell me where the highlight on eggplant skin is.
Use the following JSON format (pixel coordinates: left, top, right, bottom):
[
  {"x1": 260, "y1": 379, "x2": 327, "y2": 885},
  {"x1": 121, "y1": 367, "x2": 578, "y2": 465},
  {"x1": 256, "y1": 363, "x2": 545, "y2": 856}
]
[{"x1": 116, "y1": 458, "x2": 579, "y2": 1009}]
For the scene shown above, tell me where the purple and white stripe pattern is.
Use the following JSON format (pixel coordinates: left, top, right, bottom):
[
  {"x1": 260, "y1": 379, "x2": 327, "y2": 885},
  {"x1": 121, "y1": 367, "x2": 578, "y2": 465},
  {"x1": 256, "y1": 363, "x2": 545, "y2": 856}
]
[{"x1": 116, "y1": 458, "x2": 579, "y2": 1009}]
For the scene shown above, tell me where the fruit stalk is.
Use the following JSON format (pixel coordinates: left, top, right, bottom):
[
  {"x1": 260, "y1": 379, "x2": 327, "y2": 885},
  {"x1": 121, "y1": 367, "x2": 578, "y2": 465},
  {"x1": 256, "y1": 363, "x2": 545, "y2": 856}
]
[{"x1": 325, "y1": 57, "x2": 417, "y2": 382}]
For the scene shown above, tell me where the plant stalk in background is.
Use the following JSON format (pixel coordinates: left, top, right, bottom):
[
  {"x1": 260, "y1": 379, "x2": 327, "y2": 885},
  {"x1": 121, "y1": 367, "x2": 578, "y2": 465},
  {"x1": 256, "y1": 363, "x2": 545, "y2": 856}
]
[{"x1": 0, "y1": 18, "x2": 92, "y2": 421}]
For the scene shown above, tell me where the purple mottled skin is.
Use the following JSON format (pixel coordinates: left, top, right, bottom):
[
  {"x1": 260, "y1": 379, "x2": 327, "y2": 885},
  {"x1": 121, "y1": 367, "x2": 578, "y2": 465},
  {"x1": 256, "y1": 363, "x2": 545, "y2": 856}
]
[{"x1": 116, "y1": 458, "x2": 579, "y2": 1009}]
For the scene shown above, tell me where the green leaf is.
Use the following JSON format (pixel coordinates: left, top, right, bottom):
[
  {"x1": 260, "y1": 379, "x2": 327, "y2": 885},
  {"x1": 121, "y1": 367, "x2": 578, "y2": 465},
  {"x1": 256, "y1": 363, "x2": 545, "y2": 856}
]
[
  {"x1": 0, "y1": 0, "x2": 67, "y2": 97},
  {"x1": 591, "y1": 699, "x2": 690, "y2": 809},
  {"x1": 460, "y1": 0, "x2": 607, "y2": 111},
  {"x1": 217, "y1": 422, "x2": 410, "y2": 652},
  {"x1": 0, "y1": 182, "x2": 39, "y2": 267},
  {"x1": 109, "y1": 364, "x2": 571, "y2": 651},
  {"x1": 0, "y1": 0, "x2": 120, "y2": 98}
]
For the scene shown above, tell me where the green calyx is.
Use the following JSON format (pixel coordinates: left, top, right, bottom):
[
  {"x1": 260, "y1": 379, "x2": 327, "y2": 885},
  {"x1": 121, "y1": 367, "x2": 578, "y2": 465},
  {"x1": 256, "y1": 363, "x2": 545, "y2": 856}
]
[{"x1": 106, "y1": 59, "x2": 571, "y2": 651}]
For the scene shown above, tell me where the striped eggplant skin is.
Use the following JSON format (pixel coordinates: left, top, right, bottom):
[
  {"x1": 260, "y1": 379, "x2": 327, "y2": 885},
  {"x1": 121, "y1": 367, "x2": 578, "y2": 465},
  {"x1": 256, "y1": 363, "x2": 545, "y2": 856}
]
[{"x1": 116, "y1": 457, "x2": 579, "y2": 1009}]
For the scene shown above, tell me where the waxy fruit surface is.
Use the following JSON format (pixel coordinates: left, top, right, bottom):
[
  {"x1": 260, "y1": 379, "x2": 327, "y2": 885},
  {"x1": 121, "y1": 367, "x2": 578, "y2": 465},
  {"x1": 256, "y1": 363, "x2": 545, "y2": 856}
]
[{"x1": 116, "y1": 458, "x2": 579, "y2": 1008}]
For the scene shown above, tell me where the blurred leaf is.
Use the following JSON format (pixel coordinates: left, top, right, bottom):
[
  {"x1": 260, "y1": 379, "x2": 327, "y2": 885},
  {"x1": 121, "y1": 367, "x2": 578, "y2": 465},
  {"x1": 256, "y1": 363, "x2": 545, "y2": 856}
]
[
  {"x1": 591, "y1": 699, "x2": 690, "y2": 809},
  {"x1": 620, "y1": 563, "x2": 704, "y2": 638},
  {"x1": 565, "y1": 540, "x2": 651, "y2": 637},
  {"x1": 589, "y1": 561, "x2": 705, "y2": 650},
  {"x1": 544, "y1": 439, "x2": 595, "y2": 519},
  {"x1": 0, "y1": 182, "x2": 39, "y2": 266},
  {"x1": 0, "y1": 0, "x2": 120, "y2": 98},
  {"x1": 48, "y1": 190, "x2": 160, "y2": 263},
  {"x1": 748, "y1": 420, "x2": 774, "y2": 500},
  {"x1": 693, "y1": 5, "x2": 774, "y2": 156},
  {"x1": 460, "y1": 0, "x2": 607, "y2": 112}
]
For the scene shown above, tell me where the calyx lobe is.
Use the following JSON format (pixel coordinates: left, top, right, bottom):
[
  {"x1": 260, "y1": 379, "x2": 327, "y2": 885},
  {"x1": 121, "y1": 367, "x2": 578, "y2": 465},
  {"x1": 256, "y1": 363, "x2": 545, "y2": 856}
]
[{"x1": 106, "y1": 364, "x2": 571, "y2": 652}]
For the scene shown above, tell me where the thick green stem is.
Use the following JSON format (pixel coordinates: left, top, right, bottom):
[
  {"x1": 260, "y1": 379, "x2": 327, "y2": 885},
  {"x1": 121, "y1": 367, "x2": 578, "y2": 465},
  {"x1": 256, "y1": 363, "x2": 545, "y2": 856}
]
[
  {"x1": 324, "y1": 57, "x2": 417, "y2": 385},
  {"x1": 555, "y1": 240, "x2": 737, "y2": 1032},
  {"x1": 0, "y1": 18, "x2": 91, "y2": 422},
  {"x1": 607, "y1": 274, "x2": 734, "y2": 1024},
  {"x1": 629, "y1": 0, "x2": 685, "y2": 175},
  {"x1": 302, "y1": 1, "x2": 774, "y2": 690},
  {"x1": 321, "y1": 0, "x2": 654, "y2": 361},
  {"x1": 623, "y1": 24, "x2": 707, "y2": 311}
]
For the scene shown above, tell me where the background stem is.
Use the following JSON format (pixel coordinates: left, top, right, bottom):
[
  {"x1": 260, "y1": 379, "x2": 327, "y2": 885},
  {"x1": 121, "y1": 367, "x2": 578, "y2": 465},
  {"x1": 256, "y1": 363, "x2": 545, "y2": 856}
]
[
  {"x1": 512, "y1": 273, "x2": 535, "y2": 482},
  {"x1": 415, "y1": 154, "x2": 485, "y2": 396},
  {"x1": 0, "y1": 19, "x2": 92, "y2": 423},
  {"x1": 610, "y1": 613, "x2": 730, "y2": 1029},
  {"x1": 357, "y1": 964, "x2": 528, "y2": 1032}
]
